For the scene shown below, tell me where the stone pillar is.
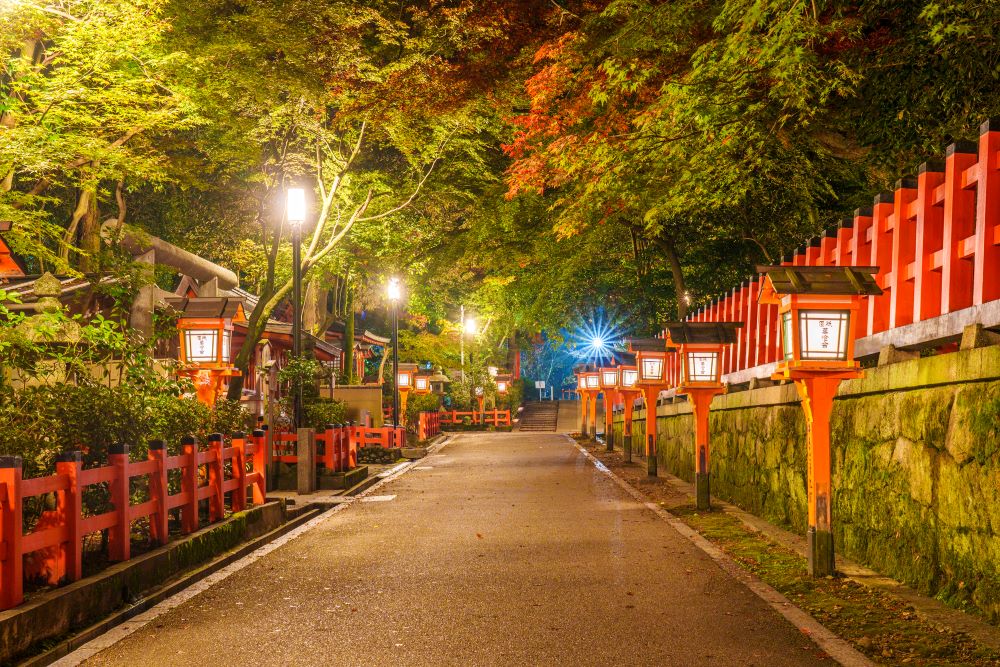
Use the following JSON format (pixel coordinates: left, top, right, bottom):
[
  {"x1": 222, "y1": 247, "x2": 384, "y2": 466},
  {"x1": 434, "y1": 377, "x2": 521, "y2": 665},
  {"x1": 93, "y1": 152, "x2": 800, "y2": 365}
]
[{"x1": 297, "y1": 428, "x2": 316, "y2": 495}]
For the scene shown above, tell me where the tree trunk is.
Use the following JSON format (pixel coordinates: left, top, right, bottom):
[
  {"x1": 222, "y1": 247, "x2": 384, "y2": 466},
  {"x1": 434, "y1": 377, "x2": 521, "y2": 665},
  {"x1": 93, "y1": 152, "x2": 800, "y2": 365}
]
[
  {"x1": 654, "y1": 235, "x2": 688, "y2": 320},
  {"x1": 79, "y1": 185, "x2": 101, "y2": 273},
  {"x1": 344, "y1": 283, "x2": 356, "y2": 384}
]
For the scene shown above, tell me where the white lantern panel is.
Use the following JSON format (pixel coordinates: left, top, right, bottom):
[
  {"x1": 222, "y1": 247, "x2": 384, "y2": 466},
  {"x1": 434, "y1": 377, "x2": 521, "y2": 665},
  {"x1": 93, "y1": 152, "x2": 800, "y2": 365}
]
[
  {"x1": 621, "y1": 369, "x2": 638, "y2": 387},
  {"x1": 185, "y1": 329, "x2": 219, "y2": 363},
  {"x1": 398, "y1": 373, "x2": 411, "y2": 387},
  {"x1": 641, "y1": 357, "x2": 663, "y2": 381},
  {"x1": 799, "y1": 310, "x2": 850, "y2": 361},
  {"x1": 601, "y1": 370, "x2": 618, "y2": 386},
  {"x1": 781, "y1": 311, "x2": 794, "y2": 361},
  {"x1": 585, "y1": 374, "x2": 599, "y2": 389},
  {"x1": 497, "y1": 381, "x2": 508, "y2": 393},
  {"x1": 577, "y1": 375, "x2": 586, "y2": 389},
  {"x1": 222, "y1": 330, "x2": 232, "y2": 363},
  {"x1": 415, "y1": 377, "x2": 429, "y2": 390},
  {"x1": 686, "y1": 351, "x2": 718, "y2": 383},
  {"x1": 475, "y1": 386, "x2": 484, "y2": 396}
]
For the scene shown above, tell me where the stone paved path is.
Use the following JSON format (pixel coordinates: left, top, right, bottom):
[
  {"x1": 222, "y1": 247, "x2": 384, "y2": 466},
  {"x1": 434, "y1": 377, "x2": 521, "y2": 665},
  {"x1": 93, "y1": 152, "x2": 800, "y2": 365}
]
[{"x1": 82, "y1": 432, "x2": 827, "y2": 666}]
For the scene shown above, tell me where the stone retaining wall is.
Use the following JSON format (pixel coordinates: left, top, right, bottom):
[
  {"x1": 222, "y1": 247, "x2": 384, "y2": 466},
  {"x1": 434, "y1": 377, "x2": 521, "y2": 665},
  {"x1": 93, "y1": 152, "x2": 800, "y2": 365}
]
[{"x1": 612, "y1": 345, "x2": 1000, "y2": 622}]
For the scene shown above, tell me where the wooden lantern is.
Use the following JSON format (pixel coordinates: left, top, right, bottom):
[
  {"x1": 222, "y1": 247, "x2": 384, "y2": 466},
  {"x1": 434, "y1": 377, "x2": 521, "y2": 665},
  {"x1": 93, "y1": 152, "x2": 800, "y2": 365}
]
[
  {"x1": 167, "y1": 297, "x2": 246, "y2": 406},
  {"x1": 758, "y1": 264, "x2": 881, "y2": 577},
  {"x1": 664, "y1": 321, "x2": 742, "y2": 510},
  {"x1": 626, "y1": 337, "x2": 676, "y2": 476}
]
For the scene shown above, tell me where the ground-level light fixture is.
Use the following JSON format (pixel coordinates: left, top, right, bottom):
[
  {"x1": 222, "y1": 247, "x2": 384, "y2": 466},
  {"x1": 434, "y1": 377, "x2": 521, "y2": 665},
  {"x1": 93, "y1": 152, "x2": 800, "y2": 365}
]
[{"x1": 758, "y1": 264, "x2": 881, "y2": 577}]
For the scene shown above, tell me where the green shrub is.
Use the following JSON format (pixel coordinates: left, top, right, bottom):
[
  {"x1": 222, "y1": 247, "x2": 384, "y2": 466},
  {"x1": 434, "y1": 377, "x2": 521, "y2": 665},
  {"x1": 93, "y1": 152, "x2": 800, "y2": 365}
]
[
  {"x1": 406, "y1": 393, "x2": 441, "y2": 427},
  {"x1": 303, "y1": 398, "x2": 348, "y2": 429}
]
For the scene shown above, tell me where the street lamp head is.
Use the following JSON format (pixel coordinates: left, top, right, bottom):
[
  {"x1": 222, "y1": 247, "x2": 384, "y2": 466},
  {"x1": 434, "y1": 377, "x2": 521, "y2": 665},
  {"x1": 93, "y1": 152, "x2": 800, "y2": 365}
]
[
  {"x1": 464, "y1": 317, "x2": 477, "y2": 335},
  {"x1": 387, "y1": 277, "x2": 402, "y2": 302},
  {"x1": 286, "y1": 187, "x2": 307, "y2": 226}
]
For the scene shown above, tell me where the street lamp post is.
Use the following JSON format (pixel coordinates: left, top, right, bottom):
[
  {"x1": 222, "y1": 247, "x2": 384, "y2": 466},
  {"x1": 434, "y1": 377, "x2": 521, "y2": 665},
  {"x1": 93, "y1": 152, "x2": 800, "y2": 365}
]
[
  {"x1": 286, "y1": 187, "x2": 306, "y2": 429},
  {"x1": 460, "y1": 308, "x2": 476, "y2": 383},
  {"x1": 387, "y1": 277, "x2": 402, "y2": 426}
]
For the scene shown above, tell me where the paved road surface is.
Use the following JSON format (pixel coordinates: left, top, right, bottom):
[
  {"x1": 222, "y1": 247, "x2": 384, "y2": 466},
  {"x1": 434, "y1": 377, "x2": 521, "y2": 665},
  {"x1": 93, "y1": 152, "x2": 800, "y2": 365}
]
[{"x1": 83, "y1": 432, "x2": 824, "y2": 666}]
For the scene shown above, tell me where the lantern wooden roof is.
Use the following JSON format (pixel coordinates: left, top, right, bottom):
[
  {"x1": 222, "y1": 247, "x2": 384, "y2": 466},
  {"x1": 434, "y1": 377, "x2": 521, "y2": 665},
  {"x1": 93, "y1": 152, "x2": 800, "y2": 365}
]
[
  {"x1": 663, "y1": 321, "x2": 743, "y2": 345},
  {"x1": 756, "y1": 265, "x2": 882, "y2": 302},
  {"x1": 625, "y1": 337, "x2": 675, "y2": 352},
  {"x1": 398, "y1": 362, "x2": 419, "y2": 373},
  {"x1": 164, "y1": 296, "x2": 247, "y2": 321}
]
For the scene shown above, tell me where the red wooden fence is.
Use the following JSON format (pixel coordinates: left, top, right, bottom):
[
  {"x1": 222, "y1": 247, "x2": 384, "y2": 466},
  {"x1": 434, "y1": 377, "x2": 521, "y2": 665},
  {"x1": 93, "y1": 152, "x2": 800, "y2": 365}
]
[
  {"x1": 665, "y1": 122, "x2": 1000, "y2": 383},
  {"x1": 0, "y1": 432, "x2": 266, "y2": 611},
  {"x1": 268, "y1": 423, "x2": 406, "y2": 468},
  {"x1": 417, "y1": 411, "x2": 441, "y2": 440},
  {"x1": 439, "y1": 410, "x2": 512, "y2": 427}
]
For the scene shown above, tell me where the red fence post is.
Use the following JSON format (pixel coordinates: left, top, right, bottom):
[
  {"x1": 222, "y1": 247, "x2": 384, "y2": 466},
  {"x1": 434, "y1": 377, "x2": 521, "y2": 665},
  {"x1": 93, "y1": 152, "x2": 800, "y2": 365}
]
[
  {"x1": 55, "y1": 451, "x2": 83, "y2": 583},
  {"x1": 148, "y1": 441, "x2": 169, "y2": 545},
  {"x1": 867, "y1": 195, "x2": 895, "y2": 336},
  {"x1": 232, "y1": 432, "x2": 247, "y2": 513},
  {"x1": 975, "y1": 120, "x2": 1000, "y2": 305},
  {"x1": 0, "y1": 456, "x2": 23, "y2": 609},
  {"x1": 251, "y1": 429, "x2": 267, "y2": 504},
  {"x1": 890, "y1": 178, "x2": 919, "y2": 329},
  {"x1": 181, "y1": 436, "x2": 199, "y2": 534},
  {"x1": 942, "y1": 142, "x2": 978, "y2": 314},
  {"x1": 108, "y1": 444, "x2": 130, "y2": 562},
  {"x1": 347, "y1": 422, "x2": 358, "y2": 468},
  {"x1": 914, "y1": 161, "x2": 946, "y2": 322},
  {"x1": 207, "y1": 434, "x2": 224, "y2": 523}
]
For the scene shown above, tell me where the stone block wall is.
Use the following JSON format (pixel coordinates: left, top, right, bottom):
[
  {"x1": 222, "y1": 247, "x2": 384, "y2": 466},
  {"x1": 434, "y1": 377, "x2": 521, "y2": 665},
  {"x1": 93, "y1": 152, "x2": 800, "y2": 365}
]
[{"x1": 612, "y1": 346, "x2": 1000, "y2": 622}]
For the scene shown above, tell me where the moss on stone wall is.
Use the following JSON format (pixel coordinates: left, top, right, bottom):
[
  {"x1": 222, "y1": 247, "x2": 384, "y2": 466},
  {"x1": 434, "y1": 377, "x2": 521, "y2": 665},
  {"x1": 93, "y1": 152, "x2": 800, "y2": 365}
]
[{"x1": 613, "y1": 354, "x2": 1000, "y2": 623}]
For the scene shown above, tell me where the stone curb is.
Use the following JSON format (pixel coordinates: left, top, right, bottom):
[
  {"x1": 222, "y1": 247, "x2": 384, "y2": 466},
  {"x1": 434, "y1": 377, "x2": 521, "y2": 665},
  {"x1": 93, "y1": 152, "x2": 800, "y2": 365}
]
[
  {"x1": 645, "y1": 465, "x2": 1000, "y2": 652},
  {"x1": 567, "y1": 436, "x2": 873, "y2": 667}
]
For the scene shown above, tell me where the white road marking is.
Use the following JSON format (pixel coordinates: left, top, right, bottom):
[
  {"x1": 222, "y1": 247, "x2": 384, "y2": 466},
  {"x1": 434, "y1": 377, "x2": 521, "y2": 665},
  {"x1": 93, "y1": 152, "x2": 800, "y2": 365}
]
[{"x1": 361, "y1": 495, "x2": 396, "y2": 503}]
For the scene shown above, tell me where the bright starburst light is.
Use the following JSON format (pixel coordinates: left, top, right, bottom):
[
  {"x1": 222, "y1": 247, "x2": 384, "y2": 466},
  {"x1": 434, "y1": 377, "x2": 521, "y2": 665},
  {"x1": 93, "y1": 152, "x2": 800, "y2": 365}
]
[{"x1": 567, "y1": 310, "x2": 629, "y2": 366}]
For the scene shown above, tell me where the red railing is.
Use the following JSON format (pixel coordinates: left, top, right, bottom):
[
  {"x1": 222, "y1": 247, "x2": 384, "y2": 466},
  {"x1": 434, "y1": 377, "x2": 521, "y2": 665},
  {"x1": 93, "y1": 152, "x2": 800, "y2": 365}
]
[
  {"x1": 417, "y1": 411, "x2": 441, "y2": 440},
  {"x1": 667, "y1": 123, "x2": 1000, "y2": 383},
  {"x1": 268, "y1": 423, "x2": 405, "y2": 467},
  {"x1": 439, "y1": 410, "x2": 512, "y2": 426},
  {"x1": 0, "y1": 432, "x2": 266, "y2": 611}
]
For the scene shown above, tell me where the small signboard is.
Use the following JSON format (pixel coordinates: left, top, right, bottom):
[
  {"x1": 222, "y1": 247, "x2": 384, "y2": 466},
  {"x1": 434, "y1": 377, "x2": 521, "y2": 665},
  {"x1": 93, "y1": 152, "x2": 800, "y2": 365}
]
[{"x1": 534, "y1": 380, "x2": 546, "y2": 389}]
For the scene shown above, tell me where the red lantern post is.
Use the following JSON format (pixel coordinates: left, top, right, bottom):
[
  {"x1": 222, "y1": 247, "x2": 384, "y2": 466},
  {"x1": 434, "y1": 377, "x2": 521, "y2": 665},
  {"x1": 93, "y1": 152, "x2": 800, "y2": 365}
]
[
  {"x1": 758, "y1": 265, "x2": 881, "y2": 576},
  {"x1": 598, "y1": 366, "x2": 619, "y2": 451},
  {"x1": 664, "y1": 321, "x2": 743, "y2": 510},
  {"x1": 616, "y1": 364, "x2": 642, "y2": 463},
  {"x1": 628, "y1": 338, "x2": 675, "y2": 477}
]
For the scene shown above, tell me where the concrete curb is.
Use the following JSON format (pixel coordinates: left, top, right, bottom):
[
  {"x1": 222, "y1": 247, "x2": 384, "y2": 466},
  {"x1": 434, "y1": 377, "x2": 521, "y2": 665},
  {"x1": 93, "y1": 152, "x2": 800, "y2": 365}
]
[
  {"x1": 23, "y1": 503, "x2": 322, "y2": 667},
  {"x1": 567, "y1": 436, "x2": 873, "y2": 667},
  {"x1": 46, "y1": 436, "x2": 455, "y2": 666}
]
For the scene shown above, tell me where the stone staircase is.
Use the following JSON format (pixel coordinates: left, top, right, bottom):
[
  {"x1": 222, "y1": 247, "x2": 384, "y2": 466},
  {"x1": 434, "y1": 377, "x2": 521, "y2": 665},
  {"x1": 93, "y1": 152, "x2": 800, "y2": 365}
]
[{"x1": 518, "y1": 401, "x2": 560, "y2": 432}]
